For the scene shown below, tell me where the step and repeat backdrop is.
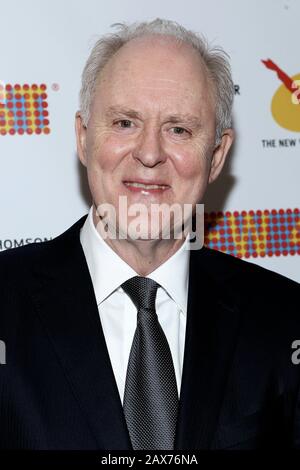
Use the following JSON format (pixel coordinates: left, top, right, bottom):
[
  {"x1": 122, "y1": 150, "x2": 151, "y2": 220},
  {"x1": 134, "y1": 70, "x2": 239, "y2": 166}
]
[{"x1": 0, "y1": 0, "x2": 299, "y2": 281}]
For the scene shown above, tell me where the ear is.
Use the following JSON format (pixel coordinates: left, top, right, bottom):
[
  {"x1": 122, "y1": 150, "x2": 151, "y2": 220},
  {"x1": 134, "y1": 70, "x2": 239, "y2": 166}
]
[
  {"x1": 208, "y1": 128, "x2": 234, "y2": 184},
  {"x1": 75, "y1": 111, "x2": 88, "y2": 167}
]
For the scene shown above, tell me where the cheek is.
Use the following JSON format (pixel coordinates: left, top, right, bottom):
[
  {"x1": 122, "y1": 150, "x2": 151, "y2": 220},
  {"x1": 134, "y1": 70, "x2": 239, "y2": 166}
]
[
  {"x1": 171, "y1": 146, "x2": 211, "y2": 182},
  {"x1": 86, "y1": 131, "x2": 132, "y2": 172}
]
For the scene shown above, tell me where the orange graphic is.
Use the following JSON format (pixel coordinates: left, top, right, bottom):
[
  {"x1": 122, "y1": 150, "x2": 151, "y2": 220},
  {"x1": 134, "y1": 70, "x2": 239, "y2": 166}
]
[{"x1": 262, "y1": 59, "x2": 300, "y2": 132}]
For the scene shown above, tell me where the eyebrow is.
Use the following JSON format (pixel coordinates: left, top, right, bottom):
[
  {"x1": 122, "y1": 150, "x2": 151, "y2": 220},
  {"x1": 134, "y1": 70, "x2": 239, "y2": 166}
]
[
  {"x1": 105, "y1": 106, "x2": 141, "y2": 120},
  {"x1": 165, "y1": 114, "x2": 202, "y2": 129},
  {"x1": 105, "y1": 106, "x2": 202, "y2": 129}
]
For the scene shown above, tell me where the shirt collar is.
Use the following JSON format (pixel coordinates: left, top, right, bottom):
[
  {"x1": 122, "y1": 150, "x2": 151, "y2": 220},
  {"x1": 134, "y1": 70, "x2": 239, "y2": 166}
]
[{"x1": 80, "y1": 206, "x2": 190, "y2": 315}]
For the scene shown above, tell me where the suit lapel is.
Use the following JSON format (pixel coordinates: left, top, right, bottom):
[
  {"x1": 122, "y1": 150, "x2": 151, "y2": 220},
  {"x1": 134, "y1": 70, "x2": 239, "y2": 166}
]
[
  {"x1": 174, "y1": 247, "x2": 242, "y2": 450},
  {"x1": 30, "y1": 216, "x2": 132, "y2": 450}
]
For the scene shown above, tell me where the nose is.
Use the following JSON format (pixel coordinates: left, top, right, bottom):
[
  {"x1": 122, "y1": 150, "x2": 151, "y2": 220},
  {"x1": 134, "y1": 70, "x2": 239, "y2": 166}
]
[{"x1": 132, "y1": 125, "x2": 166, "y2": 167}]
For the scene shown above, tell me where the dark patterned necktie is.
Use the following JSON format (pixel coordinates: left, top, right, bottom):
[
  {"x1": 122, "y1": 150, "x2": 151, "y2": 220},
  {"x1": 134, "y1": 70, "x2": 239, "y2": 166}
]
[{"x1": 121, "y1": 276, "x2": 179, "y2": 450}]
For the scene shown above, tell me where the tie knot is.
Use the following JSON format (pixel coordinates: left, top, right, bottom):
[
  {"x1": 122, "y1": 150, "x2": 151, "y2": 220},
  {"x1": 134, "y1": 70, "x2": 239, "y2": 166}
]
[{"x1": 121, "y1": 276, "x2": 160, "y2": 311}]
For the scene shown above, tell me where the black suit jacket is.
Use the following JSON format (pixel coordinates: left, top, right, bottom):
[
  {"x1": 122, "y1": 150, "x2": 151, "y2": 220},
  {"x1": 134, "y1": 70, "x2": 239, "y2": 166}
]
[{"x1": 0, "y1": 214, "x2": 299, "y2": 450}]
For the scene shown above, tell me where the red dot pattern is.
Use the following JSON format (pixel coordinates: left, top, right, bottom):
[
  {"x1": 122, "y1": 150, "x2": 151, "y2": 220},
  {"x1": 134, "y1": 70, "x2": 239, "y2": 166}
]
[
  {"x1": 204, "y1": 208, "x2": 300, "y2": 259},
  {"x1": 0, "y1": 84, "x2": 50, "y2": 135}
]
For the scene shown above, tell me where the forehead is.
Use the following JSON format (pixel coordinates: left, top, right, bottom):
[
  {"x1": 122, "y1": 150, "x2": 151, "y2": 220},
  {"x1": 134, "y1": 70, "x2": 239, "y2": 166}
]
[{"x1": 92, "y1": 35, "x2": 214, "y2": 115}]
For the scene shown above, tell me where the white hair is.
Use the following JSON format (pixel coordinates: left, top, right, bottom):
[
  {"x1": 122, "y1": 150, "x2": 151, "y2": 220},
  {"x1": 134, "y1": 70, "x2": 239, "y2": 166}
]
[{"x1": 79, "y1": 18, "x2": 234, "y2": 146}]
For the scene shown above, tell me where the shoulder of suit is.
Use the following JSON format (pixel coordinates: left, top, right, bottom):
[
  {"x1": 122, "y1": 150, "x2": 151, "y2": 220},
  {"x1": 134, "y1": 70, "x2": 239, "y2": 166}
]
[
  {"x1": 194, "y1": 245, "x2": 299, "y2": 306},
  {"x1": 197, "y1": 247, "x2": 300, "y2": 351},
  {"x1": 0, "y1": 214, "x2": 88, "y2": 278}
]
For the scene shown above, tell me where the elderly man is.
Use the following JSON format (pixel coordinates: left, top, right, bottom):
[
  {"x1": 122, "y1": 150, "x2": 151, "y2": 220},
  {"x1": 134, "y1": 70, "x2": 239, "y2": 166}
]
[{"x1": 0, "y1": 19, "x2": 299, "y2": 451}]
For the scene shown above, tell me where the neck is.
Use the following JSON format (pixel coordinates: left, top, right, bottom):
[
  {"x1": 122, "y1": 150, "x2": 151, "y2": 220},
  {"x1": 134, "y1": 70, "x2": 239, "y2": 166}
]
[{"x1": 92, "y1": 206, "x2": 187, "y2": 276}]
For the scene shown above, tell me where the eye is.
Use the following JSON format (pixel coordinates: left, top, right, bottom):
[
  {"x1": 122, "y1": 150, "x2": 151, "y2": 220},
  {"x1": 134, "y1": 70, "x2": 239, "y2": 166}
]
[
  {"x1": 114, "y1": 119, "x2": 133, "y2": 128},
  {"x1": 170, "y1": 126, "x2": 190, "y2": 136}
]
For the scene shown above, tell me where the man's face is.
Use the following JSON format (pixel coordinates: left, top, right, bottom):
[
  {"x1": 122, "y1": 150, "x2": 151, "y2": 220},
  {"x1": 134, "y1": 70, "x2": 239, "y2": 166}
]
[{"x1": 76, "y1": 35, "x2": 233, "y2": 240}]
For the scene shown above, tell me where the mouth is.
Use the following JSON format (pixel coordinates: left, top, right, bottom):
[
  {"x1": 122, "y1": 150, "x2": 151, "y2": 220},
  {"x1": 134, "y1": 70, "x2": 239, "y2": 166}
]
[{"x1": 123, "y1": 180, "x2": 170, "y2": 193}]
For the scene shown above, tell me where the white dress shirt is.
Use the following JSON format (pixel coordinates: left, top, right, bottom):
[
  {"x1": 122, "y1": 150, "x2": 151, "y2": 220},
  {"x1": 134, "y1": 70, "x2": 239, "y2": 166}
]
[{"x1": 80, "y1": 206, "x2": 190, "y2": 404}]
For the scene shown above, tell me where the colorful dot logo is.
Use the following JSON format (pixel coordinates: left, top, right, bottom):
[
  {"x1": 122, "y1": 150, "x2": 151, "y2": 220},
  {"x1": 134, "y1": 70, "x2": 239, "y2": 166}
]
[
  {"x1": 262, "y1": 59, "x2": 300, "y2": 132},
  {"x1": 204, "y1": 208, "x2": 300, "y2": 258},
  {"x1": 0, "y1": 83, "x2": 50, "y2": 136}
]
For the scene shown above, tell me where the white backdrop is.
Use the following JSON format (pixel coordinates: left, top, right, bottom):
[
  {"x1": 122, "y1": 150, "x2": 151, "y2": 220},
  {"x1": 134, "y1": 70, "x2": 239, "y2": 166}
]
[{"x1": 0, "y1": 0, "x2": 299, "y2": 281}]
